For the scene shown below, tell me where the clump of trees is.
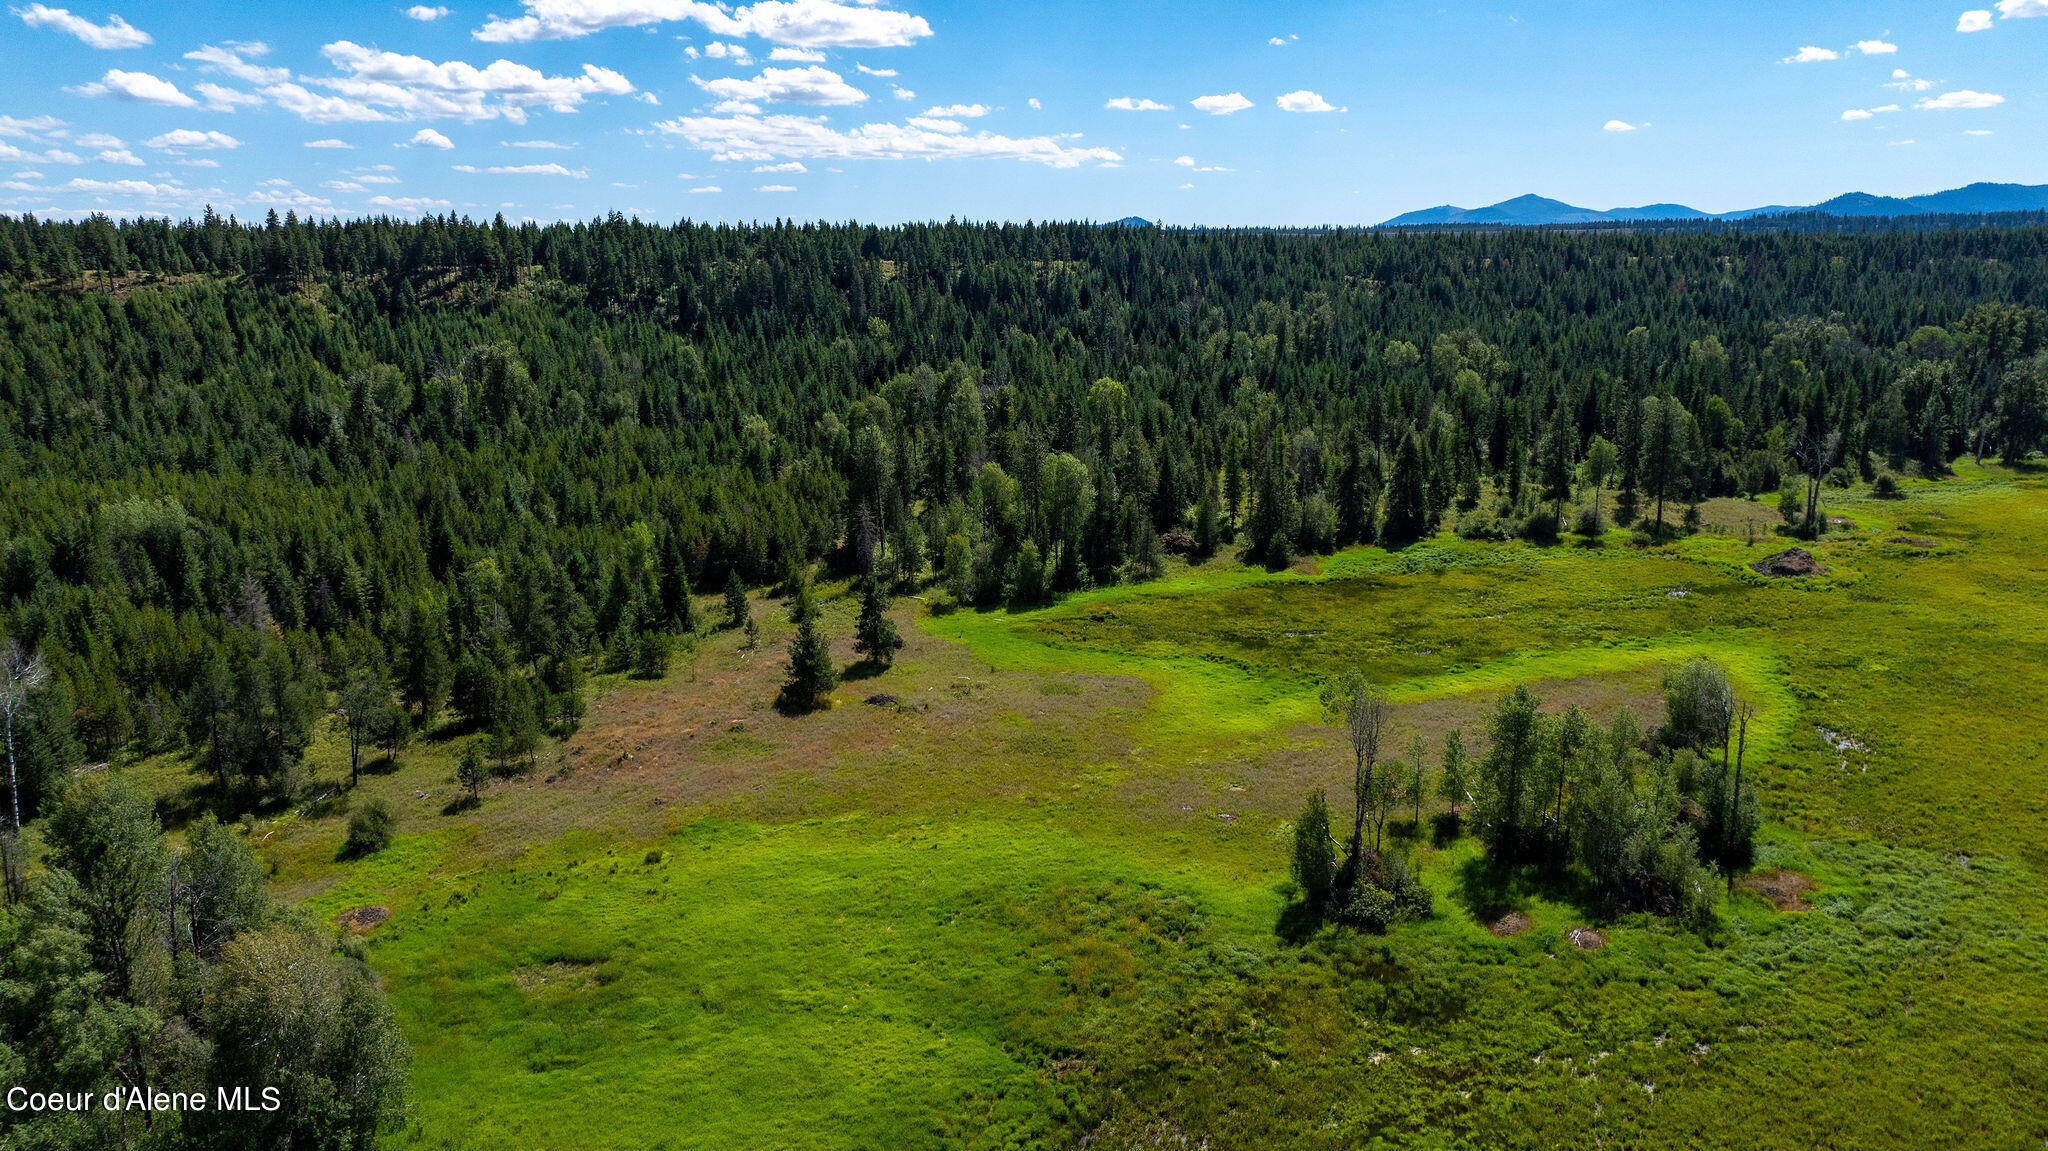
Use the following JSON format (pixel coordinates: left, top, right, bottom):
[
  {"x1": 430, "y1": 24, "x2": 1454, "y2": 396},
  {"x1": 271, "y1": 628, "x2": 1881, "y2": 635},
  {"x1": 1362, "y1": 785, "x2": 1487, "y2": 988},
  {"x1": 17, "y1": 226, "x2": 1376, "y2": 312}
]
[
  {"x1": 0, "y1": 774, "x2": 409, "y2": 1149},
  {"x1": 1290, "y1": 658, "x2": 1760, "y2": 933}
]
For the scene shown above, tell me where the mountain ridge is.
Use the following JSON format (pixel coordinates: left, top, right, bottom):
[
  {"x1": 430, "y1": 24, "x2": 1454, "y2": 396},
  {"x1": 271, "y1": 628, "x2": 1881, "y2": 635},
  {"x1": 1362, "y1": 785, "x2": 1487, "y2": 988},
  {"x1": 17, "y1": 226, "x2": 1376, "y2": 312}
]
[{"x1": 1378, "y1": 182, "x2": 2048, "y2": 227}]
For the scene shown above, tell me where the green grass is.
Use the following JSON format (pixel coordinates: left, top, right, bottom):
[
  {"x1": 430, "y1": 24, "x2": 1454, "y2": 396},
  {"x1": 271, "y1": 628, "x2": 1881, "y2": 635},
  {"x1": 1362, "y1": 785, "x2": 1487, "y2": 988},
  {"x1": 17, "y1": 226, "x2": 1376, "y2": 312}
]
[{"x1": 112, "y1": 465, "x2": 2048, "y2": 1148}]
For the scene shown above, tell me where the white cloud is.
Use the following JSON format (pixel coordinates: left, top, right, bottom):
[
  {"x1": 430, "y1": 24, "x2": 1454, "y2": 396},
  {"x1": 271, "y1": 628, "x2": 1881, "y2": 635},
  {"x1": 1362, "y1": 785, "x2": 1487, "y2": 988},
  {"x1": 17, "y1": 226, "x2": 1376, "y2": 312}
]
[
  {"x1": 1840, "y1": 108, "x2": 1874, "y2": 120},
  {"x1": 476, "y1": 161, "x2": 588, "y2": 176},
  {"x1": 1172, "y1": 155, "x2": 1193, "y2": 166},
  {"x1": 1958, "y1": 9, "x2": 1992, "y2": 30},
  {"x1": 1190, "y1": 92, "x2": 1252, "y2": 115},
  {"x1": 890, "y1": 85, "x2": 914, "y2": 100},
  {"x1": 504, "y1": 138, "x2": 575, "y2": 148},
  {"x1": 94, "y1": 149, "x2": 143, "y2": 165},
  {"x1": 1853, "y1": 39, "x2": 1898, "y2": 54},
  {"x1": 855, "y1": 63, "x2": 895, "y2": 77},
  {"x1": 1918, "y1": 89, "x2": 2004, "y2": 109},
  {"x1": 1268, "y1": 36, "x2": 1286, "y2": 46},
  {"x1": 72, "y1": 132, "x2": 122, "y2": 148},
  {"x1": 1105, "y1": 97, "x2": 1171, "y2": 111},
  {"x1": 408, "y1": 127, "x2": 456, "y2": 148},
  {"x1": 1886, "y1": 70, "x2": 1937, "y2": 91},
  {"x1": 1275, "y1": 89, "x2": 1336, "y2": 113},
  {"x1": 0, "y1": 115, "x2": 64, "y2": 139},
  {"x1": 474, "y1": 0, "x2": 934, "y2": 49},
  {"x1": 296, "y1": 41, "x2": 635, "y2": 124},
  {"x1": 247, "y1": 184, "x2": 333, "y2": 210},
  {"x1": 175, "y1": 157, "x2": 219, "y2": 167},
  {"x1": 769, "y1": 46, "x2": 825, "y2": 61},
  {"x1": 0, "y1": 141, "x2": 84, "y2": 165},
  {"x1": 655, "y1": 111, "x2": 1122, "y2": 168},
  {"x1": 59, "y1": 176, "x2": 184, "y2": 196},
  {"x1": 265, "y1": 84, "x2": 389, "y2": 124},
  {"x1": 1027, "y1": 97, "x2": 1040, "y2": 110},
  {"x1": 68, "y1": 69, "x2": 197, "y2": 107},
  {"x1": 922, "y1": 103, "x2": 988, "y2": 118},
  {"x1": 197, "y1": 83, "x2": 266, "y2": 111},
  {"x1": 1964, "y1": 128, "x2": 1994, "y2": 135},
  {"x1": 1783, "y1": 45, "x2": 1840, "y2": 62},
  {"x1": 406, "y1": 5, "x2": 450, "y2": 19},
  {"x1": 756, "y1": 183, "x2": 795, "y2": 191},
  {"x1": 687, "y1": 184, "x2": 720, "y2": 192},
  {"x1": 694, "y1": 64, "x2": 864, "y2": 105},
  {"x1": 703, "y1": 40, "x2": 752, "y2": 63},
  {"x1": 14, "y1": 4, "x2": 150, "y2": 48},
  {"x1": 1997, "y1": 0, "x2": 2048, "y2": 15},
  {"x1": 366, "y1": 194, "x2": 453, "y2": 212},
  {"x1": 322, "y1": 179, "x2": 367, "y2": 191},
  {"x1": 185, "y1": 43, "x2": 289, "y2": 85},
  {"x1": 304, "y1": 138, "x2": 357, "y2": 149},
  {"x1": 1887, "y1": 138, "x2": 1917, "y2": 146},
  {"x1": 1178, "y1": 182, "x2": 1192, "y2": 189},
  {"x1": 753, "y1": 160, "x2": 805, "y2": 171},
  {"x1": 904, "y1": 116, "x2": 963, "y2": 133},
  {"x1": 146, "y1": 129, "x2": 241, "y2": 151}
]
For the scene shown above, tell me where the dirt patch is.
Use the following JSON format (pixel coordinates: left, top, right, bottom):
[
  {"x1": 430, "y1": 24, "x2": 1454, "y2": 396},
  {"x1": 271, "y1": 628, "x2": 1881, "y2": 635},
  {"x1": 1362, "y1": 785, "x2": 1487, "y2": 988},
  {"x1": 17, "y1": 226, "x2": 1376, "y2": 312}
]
[
  {"x1": 1566, "y1": 927, "x2": 1607, "y2": 951},
  {"x1": 512, "y1": 961, "x2": 602, "y2": 994},
  {"x1": 1750, "y1": 547, "x2": 1828, "y2": 578},
  {"x1": 1488, "y1": 911, "x2": 1532, "y2": 937},
  {"x1": 1739, "y1": 869, "x2": 1817, "y2": 911},
  {"x1": 335, "y1": 905, "x2": 390, "y2": 932}
]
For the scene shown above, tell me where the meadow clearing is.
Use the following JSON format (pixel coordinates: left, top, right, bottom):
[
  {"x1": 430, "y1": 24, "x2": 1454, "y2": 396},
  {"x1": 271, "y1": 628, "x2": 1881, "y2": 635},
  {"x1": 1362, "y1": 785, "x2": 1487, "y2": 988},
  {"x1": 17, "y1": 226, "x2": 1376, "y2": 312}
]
[{"x1": 140, "y1": 463, "x2": 2048, "y2": 1149}]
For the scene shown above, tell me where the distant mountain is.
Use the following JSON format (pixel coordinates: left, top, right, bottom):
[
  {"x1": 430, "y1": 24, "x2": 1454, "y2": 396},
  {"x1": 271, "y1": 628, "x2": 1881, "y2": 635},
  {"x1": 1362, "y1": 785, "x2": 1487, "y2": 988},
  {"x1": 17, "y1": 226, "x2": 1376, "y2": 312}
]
[
  {"x1": 1105, "y1": 215, "x2": 1158, "y2": 228},
  {"x1": 1378, "y1": 182, "x2": 2048, "y2": 227}
]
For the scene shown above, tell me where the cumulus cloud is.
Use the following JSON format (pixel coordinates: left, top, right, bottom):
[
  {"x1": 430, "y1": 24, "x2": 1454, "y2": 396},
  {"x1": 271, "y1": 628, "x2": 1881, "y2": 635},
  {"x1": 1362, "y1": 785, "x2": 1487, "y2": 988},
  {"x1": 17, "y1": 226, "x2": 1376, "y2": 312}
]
[
  {"x1": 294, "y1": 41, "x2": 636, "y2": 124},
  {"x1": 407, "y1": 127, "x2": 455, "y2": 148},
  {"x1": 197, "y1": 83, "x2": 266, "y2": 111},
  {"x1": 68, "y1": 69, "x2": 198, "y2": 107},
  {"x1": 687, "y1": 184, "x2": 720, "y2": 192},
  {"x1": 1886, "y1": 70, "x2": 1936, "y2": 91},
  {"x1": 406, "y1": 5, "x2": 450, "y2": 18},
  {"x1": 1957, "y1": 9, "x2": 1992, "y2": 30},
  {"x1": 855, "y1": 63, "x2": 895, "y2": 77},
  {"x1": 474, "y1": 0, "x2": 933, "y2": 49},
  {"x1": 58, "y1": 176, "x2": 185, "y2": 197},
  {"x1": 366, "y1": 194, "x2": 453, "y2": 211},
  {"x1": 468, "y1": 161, "x2": 589, "y2": 176},
  {"x1": 756, "y1": 183, "x2": 795, "y2": 191},
  {"x1": 890, "y1": 85, "x2": 914, "y2": 100},
  {"x1": 1603, "y1": 119, "x2": 1643, "y2": 131},
  {"x1": 504, "y1": 138, "x2": 575, "y2": 148},
  {"x1": 769, "y1": 46, "x2": 825, "y2": 61},
  {"x1": 694, "y1": 64, "x2": 864, "y2": 105},
  {"x1": 185, "y1": 42, "x2": 290, "y2": 84},
  {"x1": 1840, "y1": 108, "x2": 1874, "y2": 120},
  {"x1": 1027, "y1": 97, "x2": 1040, "y2": 109},
  {"x1": 14, "y1": 4, "x2": 150, "y2": 48},
  {"x1": 1997, "y1": 0, "x2": 2048, "y2": 15},
  {"x1": 1105, "y1": 97, "x2": 1171, "y2": 111},
  {"x1": 1782, "y1": 45, "x2": 1840, "y2": 62},
  {"x1": 1190, "y1": 92, "x2": 1252, "y2": 115},
  {"x1": 304, "y1": 138, "x2": 356, "y2": 148},
  {"x1": 701, "y1": 40, "x2": 752, "y2": 63},
  {"x1": 1275, "y1": 89, "x2": 1337, "y2": 112},
  {"x1": 654, "y1": 111, "x2": 1121, "y2": 167},
  {"x1": 1917, "y1": 89, "x2": 2003, "y2": 108},
  {"x1": 1964, "y1": 128, "x2": 1994, "y2": 135},
  {"x1": 146, "y1": 129, "x2": 241, "y2": 151},
  {"x1": 94, "y1": 149, "x2": 143, "y2": 165},
  {"x1": 753, "y1": 160, "x2": 805, "y2": 171},
  {"x1": 1853, "y1": 39, "x2": 1898, "y2": 53}
]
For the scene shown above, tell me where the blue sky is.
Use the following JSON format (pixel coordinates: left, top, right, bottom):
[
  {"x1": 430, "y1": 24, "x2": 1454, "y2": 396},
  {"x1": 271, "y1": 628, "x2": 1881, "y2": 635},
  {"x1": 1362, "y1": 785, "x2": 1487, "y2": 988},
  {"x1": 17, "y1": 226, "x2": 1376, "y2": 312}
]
[{"x1": 1, "y1": 0, "x2": 2042, "y2": 225}]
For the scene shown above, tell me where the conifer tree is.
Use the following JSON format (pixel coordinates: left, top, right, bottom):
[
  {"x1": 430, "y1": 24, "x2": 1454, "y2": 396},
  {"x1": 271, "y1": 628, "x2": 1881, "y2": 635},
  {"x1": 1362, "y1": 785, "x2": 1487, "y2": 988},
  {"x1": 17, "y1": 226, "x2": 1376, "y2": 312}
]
[
  {"x1": 778, "y1": 579, "x2": 837, "y2": 712},
  {"x1": 724, "y1": 570, "x2": 750, "y2": 630},
  {"x1": 852, "y1": 574, "x2": 902, "y2": 668}
]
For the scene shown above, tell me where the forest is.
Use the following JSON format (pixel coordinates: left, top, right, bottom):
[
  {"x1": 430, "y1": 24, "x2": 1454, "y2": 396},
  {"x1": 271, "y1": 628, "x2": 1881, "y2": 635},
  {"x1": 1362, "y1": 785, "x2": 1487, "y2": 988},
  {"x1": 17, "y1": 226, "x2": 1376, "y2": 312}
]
[{"x1": 2, "y1": 209, "x2": 2047, "y2": 1148}]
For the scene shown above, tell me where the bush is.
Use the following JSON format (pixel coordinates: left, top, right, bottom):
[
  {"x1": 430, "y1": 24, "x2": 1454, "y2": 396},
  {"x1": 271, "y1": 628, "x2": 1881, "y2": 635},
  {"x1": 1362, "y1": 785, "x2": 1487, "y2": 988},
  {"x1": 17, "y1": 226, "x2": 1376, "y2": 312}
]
[
  {"x1": 1872, "y1": 473, "x2": 1901, "y2": 499},
  {"x1": 1574, "y1": 503, "x2": 1604, "y2": 539},
  {"x1": 343, "y1": 799, "x2": 394, "y2": 857},
  {"x1": 631, "y1": 631, "x2": 671, "y2": 679},
  {"x1": 1339, "y1": 883, "x2": 1399, "y2": 933}
]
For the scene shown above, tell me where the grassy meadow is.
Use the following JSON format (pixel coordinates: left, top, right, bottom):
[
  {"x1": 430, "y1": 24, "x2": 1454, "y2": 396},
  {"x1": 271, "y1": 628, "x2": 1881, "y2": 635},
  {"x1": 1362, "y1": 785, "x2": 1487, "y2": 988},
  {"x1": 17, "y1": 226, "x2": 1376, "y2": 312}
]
[{"x1": 127, "y1": 464, "x2": 2048, "y2": 1148}]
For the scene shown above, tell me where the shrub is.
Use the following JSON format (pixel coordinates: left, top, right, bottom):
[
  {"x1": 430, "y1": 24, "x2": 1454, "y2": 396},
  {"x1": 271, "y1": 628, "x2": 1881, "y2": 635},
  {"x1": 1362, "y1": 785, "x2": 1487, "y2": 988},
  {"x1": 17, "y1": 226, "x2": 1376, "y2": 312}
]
[
  {"x1": 1339, "y1": 883, "x2": 1399, "y2": 933},
  {"x1": 1574, "y1": 503, "x2": 1604, "y2": 539},
  {"x1": 631, "y1": 631, "x2": 671, "y2": 679},
  {"x1": 344, "y1": 799, "x2": 394, "y2": 857},
  {"x1": 1872, "y1": 473, "x2": 1901, "y2": 499}
]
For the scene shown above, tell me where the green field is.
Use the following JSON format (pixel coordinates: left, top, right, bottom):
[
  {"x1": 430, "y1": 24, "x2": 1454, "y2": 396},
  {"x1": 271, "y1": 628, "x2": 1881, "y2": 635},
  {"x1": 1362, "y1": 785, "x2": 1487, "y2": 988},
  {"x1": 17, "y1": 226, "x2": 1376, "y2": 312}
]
[{"x1": 197, "y1": 465, "x2": 2048, "y2": 1148}]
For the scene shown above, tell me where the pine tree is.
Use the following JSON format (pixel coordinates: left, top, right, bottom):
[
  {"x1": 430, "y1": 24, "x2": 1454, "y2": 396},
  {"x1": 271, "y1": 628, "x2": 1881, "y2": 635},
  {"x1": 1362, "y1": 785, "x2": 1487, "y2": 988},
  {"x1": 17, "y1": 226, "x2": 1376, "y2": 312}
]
[
  {"x1": 456, "y1": 739, "x2": 488, "y2": 804},
  {"x1": 724, "y1": 570, "x2": 750, "y2": 630},
  {"x1": 1382, "y1": 431, "x2": 1431, "y2": 544},
  {"x1": 852, "y1": 574, "x2": 902, "y2": 668},
  {"x1": 778, "y1": 580, "x2": 837, "y2": 712}
]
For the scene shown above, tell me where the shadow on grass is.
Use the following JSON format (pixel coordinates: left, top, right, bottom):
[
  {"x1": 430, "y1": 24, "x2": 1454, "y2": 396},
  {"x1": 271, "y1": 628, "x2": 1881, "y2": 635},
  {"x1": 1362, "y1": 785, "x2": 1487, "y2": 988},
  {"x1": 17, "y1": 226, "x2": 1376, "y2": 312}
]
[
  {"x1": 1453, "y1": 851, "x2": 1608, "y2": 927},
  {"x1": 441, "y1": 793, "x2": 480, "y2": 816},
  {"x1": 1273, "y1": 898, "x2": 1325, "y2": 945},
  {"x1": 841, "y1": 659, "x2": 890, "y2": 682}
]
